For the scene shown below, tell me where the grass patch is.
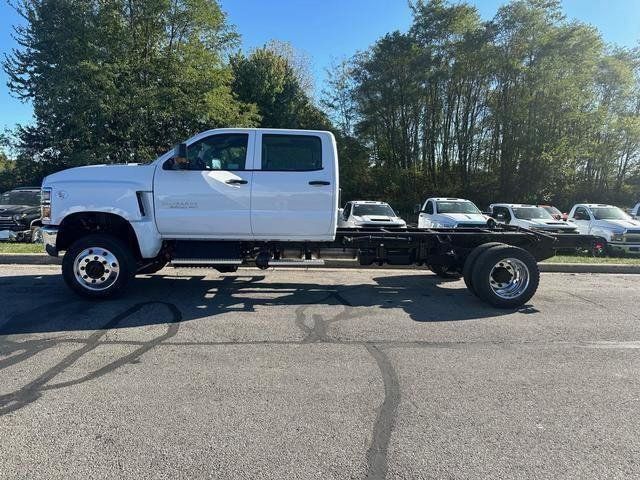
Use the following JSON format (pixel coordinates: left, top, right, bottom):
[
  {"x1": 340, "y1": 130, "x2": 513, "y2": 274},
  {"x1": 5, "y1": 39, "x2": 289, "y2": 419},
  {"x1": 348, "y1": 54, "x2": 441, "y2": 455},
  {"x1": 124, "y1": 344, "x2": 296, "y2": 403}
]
[
  {"x1": 543, "y1": 254, "x2": 640, "y2": 265},
  {"x1": 0, "y1": 242, "x2": 44, "y2": 254}
]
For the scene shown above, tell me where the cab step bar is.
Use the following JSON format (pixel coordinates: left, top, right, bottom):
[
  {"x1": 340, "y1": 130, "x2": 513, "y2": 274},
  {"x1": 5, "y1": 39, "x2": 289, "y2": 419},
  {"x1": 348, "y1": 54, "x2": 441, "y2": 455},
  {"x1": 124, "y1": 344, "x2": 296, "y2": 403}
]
[
  {"x1": 269, "y1": 259, "x2": 325, "y2": 266},
  {"x1": 171, "y1": 258, "x2": 243, "y2": 266}
]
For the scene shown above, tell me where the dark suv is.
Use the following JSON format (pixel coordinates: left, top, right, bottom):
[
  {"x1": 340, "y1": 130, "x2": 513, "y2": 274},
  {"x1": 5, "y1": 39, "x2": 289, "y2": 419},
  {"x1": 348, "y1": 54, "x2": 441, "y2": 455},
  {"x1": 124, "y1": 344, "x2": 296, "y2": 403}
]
[{"x1": 0, "y1": 187, "x2": 42, "y2": 241}]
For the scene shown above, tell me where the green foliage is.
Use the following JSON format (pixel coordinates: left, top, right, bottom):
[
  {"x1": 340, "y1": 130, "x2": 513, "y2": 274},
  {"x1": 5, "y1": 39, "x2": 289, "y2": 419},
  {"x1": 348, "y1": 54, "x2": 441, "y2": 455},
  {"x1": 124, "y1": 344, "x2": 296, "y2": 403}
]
[
  {"x1": 231, "y1": 45, "x2": 331, "y2": 130},
  {"x1": 4, "y1": 0, "x2": 259, "y2": 182},
  {"x1": 323, "y1": 0, "x2": 640, "y2": 213}
]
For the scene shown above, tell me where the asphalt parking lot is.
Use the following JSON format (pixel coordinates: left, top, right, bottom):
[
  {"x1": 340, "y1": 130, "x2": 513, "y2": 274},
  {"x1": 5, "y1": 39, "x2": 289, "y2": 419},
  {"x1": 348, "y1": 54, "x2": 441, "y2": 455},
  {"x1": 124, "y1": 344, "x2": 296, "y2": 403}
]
[{"x1": 1, "y1": 265, "x2": 639, "y2": 479}]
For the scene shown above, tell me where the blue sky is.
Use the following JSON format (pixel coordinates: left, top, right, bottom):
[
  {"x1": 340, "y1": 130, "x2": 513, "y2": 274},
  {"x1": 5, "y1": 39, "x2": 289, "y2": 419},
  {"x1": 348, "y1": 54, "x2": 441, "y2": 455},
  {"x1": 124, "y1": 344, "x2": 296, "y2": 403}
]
[{"x1": 1, "y1": 0, "x2": 639, "y2": 131}]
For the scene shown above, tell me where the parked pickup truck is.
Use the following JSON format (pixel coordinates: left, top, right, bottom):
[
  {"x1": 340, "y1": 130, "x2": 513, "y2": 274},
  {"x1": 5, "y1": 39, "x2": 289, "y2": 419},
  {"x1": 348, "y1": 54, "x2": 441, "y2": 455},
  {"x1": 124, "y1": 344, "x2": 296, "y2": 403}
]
[
  {"x1": 567, "y1": 204, "x2": 640, "y2": 255},
  {"x1": 417, "y1": 197, "x2": 489, "y2": 229},
  {"x1": 0, "y1": 187, "x2": 43, "y2": 242},
  {"x1": 41, "y1": 128, "x2": 599, "y2": 308},
  {"x1": 488, "y1": 204, "x2": 578, "y2": 234},
  {"x1": 338, "y1": 200, "x2": 406, "y2": 229}
]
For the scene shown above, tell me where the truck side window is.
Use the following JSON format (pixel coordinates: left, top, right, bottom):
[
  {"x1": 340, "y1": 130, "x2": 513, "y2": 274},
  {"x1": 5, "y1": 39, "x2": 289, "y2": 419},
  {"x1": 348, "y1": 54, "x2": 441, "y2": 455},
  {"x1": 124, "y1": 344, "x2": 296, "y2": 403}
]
[
  {"x1": 425, "y1": 202, "x2": 434, "y2": 214},
  {"x1": 261, "y1": 135, "x2": 322, "y2": 171},
  {"x1": 343, "y1": 203, "x2": 352, "y2": 219},
  {"x1": 574, "y1": 207, "x2": 590, "y2": 220},
  {"x1": 494, "y1": 207, "x2": 511, "y2": 221},
  {"x1": 182, "y1": 134, "x2": 249, "y2": 171}
]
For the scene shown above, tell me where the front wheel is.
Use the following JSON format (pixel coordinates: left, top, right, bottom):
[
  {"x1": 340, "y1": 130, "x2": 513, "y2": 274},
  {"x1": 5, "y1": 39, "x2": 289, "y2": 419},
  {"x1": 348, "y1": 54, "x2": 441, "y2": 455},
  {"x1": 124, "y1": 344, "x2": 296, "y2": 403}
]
[
  {"x1": 62, "y1": 234, "x2": 136, "y2": 298},
  {"x1": 471, "y1": 245, "x2": 539, "y2": 308}
]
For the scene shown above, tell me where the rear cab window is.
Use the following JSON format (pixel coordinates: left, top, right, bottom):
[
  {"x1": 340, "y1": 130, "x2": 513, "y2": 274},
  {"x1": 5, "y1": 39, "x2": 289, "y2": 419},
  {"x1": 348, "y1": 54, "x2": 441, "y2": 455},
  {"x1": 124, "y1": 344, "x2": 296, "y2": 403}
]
[{"x1": 261, "y1": 134, "x2": 322, "y2": 171}]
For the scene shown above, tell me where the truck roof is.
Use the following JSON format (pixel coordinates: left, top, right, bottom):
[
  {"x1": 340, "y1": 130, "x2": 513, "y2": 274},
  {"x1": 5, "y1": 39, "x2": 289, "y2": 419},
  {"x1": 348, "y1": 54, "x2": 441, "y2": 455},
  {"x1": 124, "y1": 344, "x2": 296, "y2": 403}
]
[
  {"x1": 574, "y1": 203, "x2": 615, "y2": 208},
  {"x1": 428, "y1": 197, "x2": 472, "y2": 202},
  {"x1": 490, "y1": 203, "x2": 537, "y2": 208},
  {"x1": 349, "y1": 200, "x2": 389, "y2": 205}
]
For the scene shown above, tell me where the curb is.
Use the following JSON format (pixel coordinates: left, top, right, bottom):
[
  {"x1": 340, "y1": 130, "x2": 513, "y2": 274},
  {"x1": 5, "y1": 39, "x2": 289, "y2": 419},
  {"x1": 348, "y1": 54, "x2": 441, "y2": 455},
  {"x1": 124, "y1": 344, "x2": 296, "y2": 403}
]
[
  {"x1": 1, "y1": 253, "x2": 639, "y2": 274},
  {"x1": 0, "y1": 253, "x2": 61, "y2": 265}
]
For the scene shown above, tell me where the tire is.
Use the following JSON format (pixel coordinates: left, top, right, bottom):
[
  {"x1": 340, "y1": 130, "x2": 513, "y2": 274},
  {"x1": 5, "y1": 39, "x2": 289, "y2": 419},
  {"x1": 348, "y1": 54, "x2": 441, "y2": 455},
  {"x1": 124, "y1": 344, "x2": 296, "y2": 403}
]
[
  {"x1": 62, "y1": 234, "x2": 136, "y2": 299},
  {"x1": 428, "y1": 264, "x2": 461, "y2": 279},
  {"x1": 471, "y1": 245, "x2": 539, "y2": 308},
  {"x1": 462, "y1": 242, "x2": 504, "y2": 295}
]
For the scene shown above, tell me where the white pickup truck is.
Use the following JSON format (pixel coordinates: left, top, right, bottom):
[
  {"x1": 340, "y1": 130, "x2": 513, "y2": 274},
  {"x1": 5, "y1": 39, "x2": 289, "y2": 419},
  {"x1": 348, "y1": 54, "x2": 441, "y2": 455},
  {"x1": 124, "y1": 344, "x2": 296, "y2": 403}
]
[
  {"x1": 488, "y1": 204, "x2": 578, "y2": 234},
  {"x1": 338, "y1": 201, "x2": 406, "y2": 229},
  {"x1": 417, "y1": 197, "x2": 489, "y2": 229},
  {"x1": 567, "y1": 204, "x2": 640, "y2": 254},
  {"x1": 40, "y1": 128, "x2": 598, "y2": 308}
]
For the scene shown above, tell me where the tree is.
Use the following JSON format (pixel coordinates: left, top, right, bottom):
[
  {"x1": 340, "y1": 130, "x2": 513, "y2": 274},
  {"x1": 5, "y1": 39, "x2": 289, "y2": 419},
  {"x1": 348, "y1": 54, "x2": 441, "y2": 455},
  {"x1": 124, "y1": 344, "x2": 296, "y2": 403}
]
[
  {"x1": 3, "y1": 0, "x2": 259, "y2": 180},
  {"x1": 324, "y1": 0, "x2": 640, "y2": 211},
  {"x1": 231, "y1": 45, "x2": 330, "y2": 130}
]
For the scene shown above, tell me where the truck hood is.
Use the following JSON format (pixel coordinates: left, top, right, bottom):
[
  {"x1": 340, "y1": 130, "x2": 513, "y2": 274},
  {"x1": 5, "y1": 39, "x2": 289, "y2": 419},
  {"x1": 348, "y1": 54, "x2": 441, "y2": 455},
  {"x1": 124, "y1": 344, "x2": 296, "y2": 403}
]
[
  {"x1": 520, "y1": 219, "x2": 574, "y2": 229},
  {"x1": 44, "y1": 163, "x2": 155, "y2": 190},
  {"x1": 355, "y1": 215, "x2": 406, "y2": 225},
  {"x1": 592, "y1": 219, "x2": 640, "y2": 231},
  {"x1": 0, "y1": 204, "x2": 40, "y2": 215},
  {"x1": 439, "y1": 213, "x2": 488, "y2": 224}
]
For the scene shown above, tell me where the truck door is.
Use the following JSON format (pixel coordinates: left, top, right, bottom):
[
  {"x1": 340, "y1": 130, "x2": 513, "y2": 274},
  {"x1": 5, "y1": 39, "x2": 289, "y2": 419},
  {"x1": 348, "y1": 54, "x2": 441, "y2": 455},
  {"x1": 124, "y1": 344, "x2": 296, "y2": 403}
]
[
  {"x1": 419, "y1": 200, "x2": 434, "y2": 227},
  {"x1": 251, "y1": 131, "x2": 337, "y2": 240},
  {"x1": 571, "y1": 206, "x2": 592, "y2": 234},
  {"x1": 153, "y1": 131, "x2": 255, "y2": 238}
]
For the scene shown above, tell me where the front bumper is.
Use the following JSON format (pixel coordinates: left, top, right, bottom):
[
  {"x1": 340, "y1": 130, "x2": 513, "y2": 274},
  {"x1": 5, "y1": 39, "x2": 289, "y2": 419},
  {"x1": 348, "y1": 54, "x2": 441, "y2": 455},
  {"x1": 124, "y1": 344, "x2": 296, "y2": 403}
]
[
  {"x1": 42, "y1": 225, "x2": 59, "y2": 257},
  {"x1": 609, "y1": 242, "x2": 640, "y2": 254}
]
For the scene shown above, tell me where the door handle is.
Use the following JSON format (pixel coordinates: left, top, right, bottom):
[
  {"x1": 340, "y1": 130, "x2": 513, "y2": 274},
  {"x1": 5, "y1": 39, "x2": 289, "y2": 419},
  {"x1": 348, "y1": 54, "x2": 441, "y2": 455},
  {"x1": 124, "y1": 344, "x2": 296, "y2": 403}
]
[
  {"x1": 309, "y1": 180, "x2": 330, "y2": 186},
  {"x1": 225, "y1": 179, "x2": 248, "y2": 185}
]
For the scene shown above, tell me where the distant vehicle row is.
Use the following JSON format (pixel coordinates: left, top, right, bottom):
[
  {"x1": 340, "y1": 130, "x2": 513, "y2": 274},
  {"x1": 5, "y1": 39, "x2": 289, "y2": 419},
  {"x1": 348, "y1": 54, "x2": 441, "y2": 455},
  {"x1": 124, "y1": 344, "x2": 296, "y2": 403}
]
[{"x1": 332, "y1": 196, "x2": 639, "y2": 255}]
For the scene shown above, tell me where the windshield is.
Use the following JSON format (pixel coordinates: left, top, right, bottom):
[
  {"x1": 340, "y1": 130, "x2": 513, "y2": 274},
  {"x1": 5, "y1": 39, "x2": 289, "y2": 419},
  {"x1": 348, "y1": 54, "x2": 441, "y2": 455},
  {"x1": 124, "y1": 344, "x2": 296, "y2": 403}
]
[
  {"x1": 512, "y1": 207, "x2": 554, "y2": 220},
  {"x1": 0, "y1": 190, "x2": 41, "y2": 206},
  {"x1": 591, "y1": 207, "x2": 631, "y2": 220},
  {"x1": 436, "y1": 201, "x2": 481, "y2": 214},
  {"x1": 541, "y1": 206, "x2": 561, "y2": 215},
  {"x1": 352, "y1": 204, "x2": 396, "y2": 217}
]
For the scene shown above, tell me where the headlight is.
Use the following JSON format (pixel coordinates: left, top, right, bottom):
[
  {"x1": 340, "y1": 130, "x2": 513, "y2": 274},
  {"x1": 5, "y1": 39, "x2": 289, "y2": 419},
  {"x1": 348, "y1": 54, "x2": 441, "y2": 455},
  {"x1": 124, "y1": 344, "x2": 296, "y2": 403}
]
[
  {"x1": 41, "y1": 187, "x2": 52, "y2": 221},
  {"x1": 13, "y1": 213, "x2": 28, "y2": 222},
  {"x1": 611, "y1": 232, "x2": 625, "y2": 242}
]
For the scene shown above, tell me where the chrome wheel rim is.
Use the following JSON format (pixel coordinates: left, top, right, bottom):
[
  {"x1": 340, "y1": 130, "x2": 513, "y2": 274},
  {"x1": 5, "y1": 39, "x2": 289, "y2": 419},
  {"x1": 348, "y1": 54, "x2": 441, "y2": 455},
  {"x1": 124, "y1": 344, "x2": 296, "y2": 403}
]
[
  {"x1": 489, "y1": 257, "x2": 530, "y2": 299},
  {"x1": 73, "y1": 247, "x2": 120, "y2": 291}
]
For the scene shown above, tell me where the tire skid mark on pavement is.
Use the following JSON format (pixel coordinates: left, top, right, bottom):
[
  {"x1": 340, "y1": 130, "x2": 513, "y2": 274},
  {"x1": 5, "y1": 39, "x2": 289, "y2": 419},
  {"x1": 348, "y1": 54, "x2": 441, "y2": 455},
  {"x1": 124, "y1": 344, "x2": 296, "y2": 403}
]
[
  {"x1": 0, "y1": 301, "x2": 182, "y2": 416},
  {"x1": 364, "y1": 344, "x2": 400, "y2": 480}
]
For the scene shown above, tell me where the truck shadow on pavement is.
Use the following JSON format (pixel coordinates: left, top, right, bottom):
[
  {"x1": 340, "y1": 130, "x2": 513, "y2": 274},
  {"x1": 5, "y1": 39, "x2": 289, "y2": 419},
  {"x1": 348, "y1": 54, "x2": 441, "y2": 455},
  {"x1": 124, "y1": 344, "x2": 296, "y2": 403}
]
[{"x1": 0, "y1": 271, "x2": 537, "y2": 335}]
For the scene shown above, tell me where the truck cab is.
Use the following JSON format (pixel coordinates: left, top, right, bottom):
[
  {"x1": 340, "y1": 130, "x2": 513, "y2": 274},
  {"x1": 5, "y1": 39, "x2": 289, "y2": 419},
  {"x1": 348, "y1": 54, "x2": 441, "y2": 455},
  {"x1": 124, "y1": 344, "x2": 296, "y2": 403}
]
[
  {"x1": 567, "y1": 204, "x2": 640, "y2": 254},
  {"x1": 488, "y1": 204, "x2": 578, "y2": 234},
  {"x1": 417, "y1": 197, "x2": 488, "y2": 229}
]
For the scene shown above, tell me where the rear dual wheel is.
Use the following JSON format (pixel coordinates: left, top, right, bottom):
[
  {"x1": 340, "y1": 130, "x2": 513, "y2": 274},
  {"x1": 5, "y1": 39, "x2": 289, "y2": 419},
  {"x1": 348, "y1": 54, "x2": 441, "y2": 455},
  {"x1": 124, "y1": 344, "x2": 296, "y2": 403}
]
[{"x1": 464, "y1": 243, "x2": 539, "y2": 308}]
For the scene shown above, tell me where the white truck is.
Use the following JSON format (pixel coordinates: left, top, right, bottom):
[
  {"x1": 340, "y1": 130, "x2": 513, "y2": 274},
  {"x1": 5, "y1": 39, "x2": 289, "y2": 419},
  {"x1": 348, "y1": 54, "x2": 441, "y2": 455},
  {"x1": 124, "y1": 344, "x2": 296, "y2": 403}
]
[
  {"x1": 338, "y1": 201, "x2": 406, "y2": 229},
  {"x1": 488, "y1": 204, "x2": 578, "y2": 234},
  {"x1": 417, "y1": 197, "x2": 489, "y2": 229},
  {"x1": 40, "y1": 128, "x2": 597, "y2": 308},
  {"x1": 567, "y1": 204, "x2": 640, "y2": 255}
]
